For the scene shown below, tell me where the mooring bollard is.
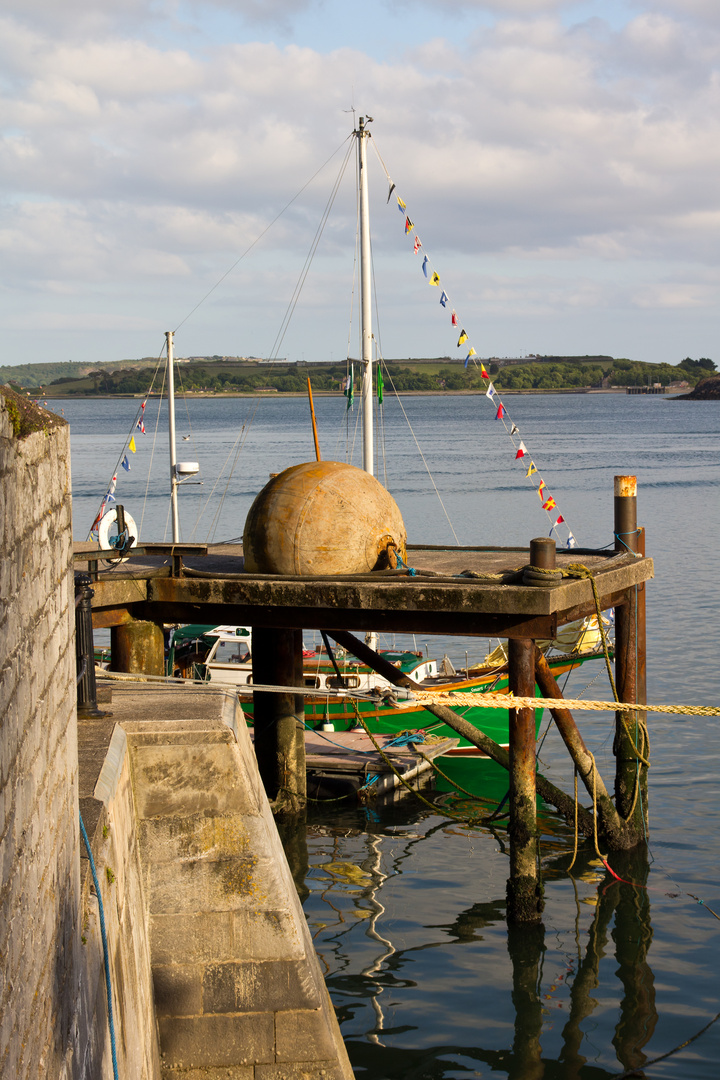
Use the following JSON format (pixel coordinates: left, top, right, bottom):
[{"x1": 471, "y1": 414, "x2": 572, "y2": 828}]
[{"x1": 75, "y1": 572, "x2": 104, "y2": 719}]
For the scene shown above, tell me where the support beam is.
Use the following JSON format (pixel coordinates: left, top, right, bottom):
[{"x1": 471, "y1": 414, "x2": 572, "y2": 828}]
[
  {"x1": 111, "y1": 619, "x2": 165, "y2": 675},
  {"x1": 251, "y1": 627, "x2": 306, "y2": 813},
  {"x1": 507, "y1": 638, "x2": 543, "y2": 924},
  {"x1": 613, "y1": 477, "x2": 648, "y2": 837},
  {"x1": 533, "y1": 647, "x2": 637, "y2": 850}
]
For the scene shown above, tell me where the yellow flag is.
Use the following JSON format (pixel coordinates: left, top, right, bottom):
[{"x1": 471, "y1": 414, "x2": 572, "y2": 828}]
[
  {"x1": 430, "y1": 272, "x2": 441, "y2": 286},
  {"x1": 129, "y1": 436, "x2": 136, "y2": 453},
  {"x1": 457, "y1": 329, "x2": 468, "y2": 346},
  {"x1": 526, "y1": 461, "x2": 537, "y2": 477}
]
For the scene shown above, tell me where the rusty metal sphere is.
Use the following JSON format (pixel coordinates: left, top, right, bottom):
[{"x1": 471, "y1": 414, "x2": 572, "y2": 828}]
[{"x1": 243, "y1": 460, "x2": 407, "y2": 575}]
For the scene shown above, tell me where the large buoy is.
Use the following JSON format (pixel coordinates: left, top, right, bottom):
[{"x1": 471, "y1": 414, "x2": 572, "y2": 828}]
[{"x1": 243, "y1": 461, "x2": 407, "y2": 575}]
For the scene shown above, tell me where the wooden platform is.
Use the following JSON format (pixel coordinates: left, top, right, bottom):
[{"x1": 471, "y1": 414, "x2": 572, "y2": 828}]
[
  {"x1": 300, "y1": 729, "x2": 459, "y2": 801},
  {"x1": 74, "y1": 541, "x2": 653, "y2": 640}
]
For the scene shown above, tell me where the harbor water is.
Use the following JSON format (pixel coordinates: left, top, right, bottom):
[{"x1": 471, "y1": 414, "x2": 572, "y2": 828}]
[{"x1": 64, "y1": 391, "x2": 720, "y2": 1078}]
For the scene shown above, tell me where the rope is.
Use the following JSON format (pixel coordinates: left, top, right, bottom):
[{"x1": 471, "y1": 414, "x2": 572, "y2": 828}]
[
  {"x1": 79, "y1": 810, "x2": 119, "y2": 1080},
  {"x1": 408, "y1": 690, "x2": 720, "y2": 717}
]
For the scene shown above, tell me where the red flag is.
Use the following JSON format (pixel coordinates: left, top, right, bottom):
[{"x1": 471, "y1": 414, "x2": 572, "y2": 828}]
[
  {"x1": 480, "y1": 364, "x2": 489, "y2": 379},
  {"x1": 515, "y1": 441, "x2": 527, "y2": 459},
  {"x1": 496, "y1": 403, "x2": 505, "y2": 419},
  {"x1": 405, "y1": 216, "x2": 413, "y2": 234},
  {"x1": 543, "y1": 497, "x2": 556, "y2": 511},
  {"x1": 451, "y1": 310, "x2": 458, "y2": 326},
  {"x1": 554, "y1": 515, "x2": 565, "y2": 525},
  {"x1": 413, "y1": 236, "x2": 422, "y2": 254}
]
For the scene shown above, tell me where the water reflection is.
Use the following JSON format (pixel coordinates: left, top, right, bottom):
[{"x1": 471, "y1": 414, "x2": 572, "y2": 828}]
[{"x1": 278, "y1": 806, "x2": 708, "y2": 1079}]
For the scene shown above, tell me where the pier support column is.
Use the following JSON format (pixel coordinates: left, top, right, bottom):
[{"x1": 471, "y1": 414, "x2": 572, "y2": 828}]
[
  {"x1": 613, "y1": 477, "x2": 648, "y2": 839},
  {"x1": 252, "y1": 627, "x2": 306, "y2": 813},
  {"x1": 111, "y1": 618, "x2": 165, "y2": 675},
  {"x1": 507, "y1": 637, "x2": 543, "y2": 924}
]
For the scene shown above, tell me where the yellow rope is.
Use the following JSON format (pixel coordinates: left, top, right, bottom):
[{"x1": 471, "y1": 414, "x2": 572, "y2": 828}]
[{"x1": 407, "y1": 690, "x2": 720, "y2": 716}]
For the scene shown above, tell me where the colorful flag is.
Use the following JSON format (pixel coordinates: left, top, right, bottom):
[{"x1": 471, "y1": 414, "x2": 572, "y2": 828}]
[
  {"x1": 109, "y1": 473, "x2": 117, "y2": 494},
  {"x1": 345, "y1": 364, "x2": 354, "y2": 410},
  {"x1": 464, "y1": 355, "x2": 470, "y2": 370},
  {"x1": 413, "y1": 235, "x2": 422, "y2": 254},
  {"x1": 136, "y1": 419, "x2": 145, "y2": 434},
  {"x1": 106, "y1": 489, "x2": 116, "y2": 502},
  {"x1": 567, "y1": 533, "x2": 577, "y2": 549},
  {"x1": 387, "y1": 182, "x2": 396, "y2": 203},
  {"x1": 543, "y1": 496, "x2": 556, "y2": 511},
  {"x1": 457, "y1": 329, "x2": 468, "y2": 346},
  {"x1": 538, "y1": 481, "x2": 546, "y2": 500},
  {"x1": 526, "y1": 461, "x2": 537, "y2": 477},
  {"x1": 496, "y1": 403, "x2": 505, "y2": 419},
  {"x1": 466, "y1": 348, "x2": 476, "y2": 359},
  {"x1": 480, "y1": 364, "x2": 490, "y2": 379},
  {"x1": 554, "y1": 515, "x2": 565, "y2": 526},
  {"x1": 422, "y1": 255, "x2": 429, "y2": 278},
  {"x1": 515, "y1": 442, "x2": 527, "y2": 459},
  {"x1": 121, "y1": 455, "x2": 130, "y2": 472},
  {"x1": 405, "y1": 216, "x2": 413, "y2": 234},
  {"x1": 440, "y1": 292, "x2": 448, "y2": 308},
  {"x1": 397, "y1": 196, "x2": 406, "y2": 213},
  {"x1": 141, "y1": 399, "x2": 146, "y2": 411},
  {"x1": 485, "y1": 383, "x2": 496, "y2": 400},
  {"x1": 129, "y1": 436, "x2": 136, "y2": 453},
  {"x1": 430, "y1": 272, "x2": 440, "y2": 286},
  {"x1": 377, "y1": 366, "x2": 384, "y2": 405},
  {"x1": 451, "y1": 310, "x2": 458, "y2": 327}
]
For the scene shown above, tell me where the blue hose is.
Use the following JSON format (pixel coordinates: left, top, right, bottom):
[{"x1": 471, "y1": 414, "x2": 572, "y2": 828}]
[{"x1": 79, "y1": 810, "x2": 119, "y2": 1080}]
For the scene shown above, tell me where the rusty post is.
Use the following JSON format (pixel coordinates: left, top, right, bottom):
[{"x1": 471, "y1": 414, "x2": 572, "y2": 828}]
[
  {"x1": 111, "y1": 618, "x2": 165, "y2": 675},
  {"x1": 613, "y1": 476, "x2": 647, "y2": 838},
  {"x1": 529, "y1": 536, "x2": 556, "y2": 570},
  {"x1": 507, "y1": 637, "x2": 543, "y2": 924},
  {"x1": 252, "y1": 627, "x2": 306, "y2": 813}
]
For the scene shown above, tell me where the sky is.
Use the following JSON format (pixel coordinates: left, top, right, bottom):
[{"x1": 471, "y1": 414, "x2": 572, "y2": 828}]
[{"x1": 3, "y1": 0, "x2": 720, "y2": 369}]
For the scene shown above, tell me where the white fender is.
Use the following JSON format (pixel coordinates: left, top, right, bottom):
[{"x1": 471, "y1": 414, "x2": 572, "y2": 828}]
[{"x1": 97, "y1": 507, "x2": 138, "y2": 562}]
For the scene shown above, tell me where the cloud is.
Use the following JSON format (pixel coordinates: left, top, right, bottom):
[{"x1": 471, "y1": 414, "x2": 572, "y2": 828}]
[{"x1": 3, "y1": 5, "x2": 720, "y2": 365}]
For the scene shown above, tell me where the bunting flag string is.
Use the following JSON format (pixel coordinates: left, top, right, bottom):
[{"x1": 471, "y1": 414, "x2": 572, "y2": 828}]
[{"x1": 384, "y1": 179, "x2": 578, "y2": 547}]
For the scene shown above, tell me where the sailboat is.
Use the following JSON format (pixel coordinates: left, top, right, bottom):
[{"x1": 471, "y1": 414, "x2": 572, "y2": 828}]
[{"x1": 97, "y1": 117, "x2": 606, "y2": 758}]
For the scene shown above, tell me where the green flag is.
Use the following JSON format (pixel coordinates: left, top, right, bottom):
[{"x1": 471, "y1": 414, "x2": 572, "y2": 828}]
[
  {"x1": 344, "y1": 364, "x2": 354, "y2": 410},
  {"x1": 377, "y1": 366, "x2": 384, "y2": 405}
]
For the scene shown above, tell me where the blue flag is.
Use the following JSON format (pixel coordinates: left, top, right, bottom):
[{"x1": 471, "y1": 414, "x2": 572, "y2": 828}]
[
  {"x1": 422, "y1": 255, "x2": 429, "y2": 278},
  {"x1": 121, "y1": 455, "x2": 130, "y2": 472},
  {"x1": 440, "y1": 291, "x2": 448, "y2": 308}
]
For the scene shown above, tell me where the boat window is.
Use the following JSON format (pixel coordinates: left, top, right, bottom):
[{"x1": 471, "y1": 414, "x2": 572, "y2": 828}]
[
  {"x1": 304, "y1": 676, "x2": 321, "y2": 689},
  {"x1": 213, "y1": 640, "x2": 251, "y2": 664},
  {"x1": 327, "y1": 675, "x2": 361, "y2": 689}
]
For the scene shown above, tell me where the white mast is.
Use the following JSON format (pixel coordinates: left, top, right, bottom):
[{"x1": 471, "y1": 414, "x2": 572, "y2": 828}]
[
  {"x1": 166, "y1": 329, "x2": 180, "y2": 543},
  {"x1": 358, "y1": 116, "x2": 374, "y2": 477}
]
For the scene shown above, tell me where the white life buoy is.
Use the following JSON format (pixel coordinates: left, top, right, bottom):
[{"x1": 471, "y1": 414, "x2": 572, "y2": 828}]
[{"x1": 97, "y1": 507, "x2": 138, "y2": 563}]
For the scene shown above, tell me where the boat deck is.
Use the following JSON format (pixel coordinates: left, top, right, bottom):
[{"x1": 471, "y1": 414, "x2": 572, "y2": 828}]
[{"x1": 74, "y1": 541, "x2": 653, "y2": 639}]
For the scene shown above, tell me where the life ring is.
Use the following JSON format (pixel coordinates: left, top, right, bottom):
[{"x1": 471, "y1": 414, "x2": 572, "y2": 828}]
[{"x1": 97, "y1": 507, "x2": 138, "y2": 563}]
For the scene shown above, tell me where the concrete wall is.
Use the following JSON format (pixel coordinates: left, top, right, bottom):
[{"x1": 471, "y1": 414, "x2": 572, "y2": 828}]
[{"x1": 0, "y1": 389, "x2": 79, "y2": 1077}]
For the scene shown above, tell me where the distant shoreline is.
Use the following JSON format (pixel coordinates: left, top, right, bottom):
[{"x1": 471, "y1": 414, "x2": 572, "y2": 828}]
[{"x1": 40, "y1": 387, "x2": 674, "y2": 401}]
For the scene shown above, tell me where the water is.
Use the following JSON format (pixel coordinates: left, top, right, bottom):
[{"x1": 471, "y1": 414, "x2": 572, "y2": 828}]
[{"x1": 62, "y1": 391, "x2": 720, "y2": 1077}]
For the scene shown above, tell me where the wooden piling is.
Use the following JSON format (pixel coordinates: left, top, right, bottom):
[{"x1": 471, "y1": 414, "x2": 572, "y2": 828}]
[
  {"x1": 507, "y1": 637, "x2": 543, "y2": 924},
  {"x1": 111, "y1": 618, "x2": 165, "y2": 675},
  {"x1": 252, "y1": 627, "x2": 306, "y2": 813},
  {"x1": 613, "y1": 476, "x2": 648, "y2": 837}
]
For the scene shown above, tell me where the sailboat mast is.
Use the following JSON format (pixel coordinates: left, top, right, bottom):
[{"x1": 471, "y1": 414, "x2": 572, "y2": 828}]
[
  {"x1": 166, "y1": 329, "x2": 180, "y2": 543},
  {"x1": 357, "y1": 116, "x2": 373, "y2": 477}
]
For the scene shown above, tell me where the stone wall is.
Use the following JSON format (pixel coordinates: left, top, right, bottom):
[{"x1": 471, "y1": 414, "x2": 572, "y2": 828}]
[{"x1": 0, "y1": 388, "x2": 79, "y2": 1077}]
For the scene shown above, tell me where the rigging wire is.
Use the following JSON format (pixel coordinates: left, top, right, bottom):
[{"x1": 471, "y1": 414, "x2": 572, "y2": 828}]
[
  {"x1": 138, "y1": 363, "x2": 167, "y2": 541},
  {"x1": 267, "y1": 140, "x2": 355, "y2": 362},
  {"x1": 173, "y1": 135, "x2": 353, "y2": 335}
]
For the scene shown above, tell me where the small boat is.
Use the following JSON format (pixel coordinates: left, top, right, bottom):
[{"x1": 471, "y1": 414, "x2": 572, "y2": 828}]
[{"x1": 166, "y1": 622, "x2": 607, "y2": 756}]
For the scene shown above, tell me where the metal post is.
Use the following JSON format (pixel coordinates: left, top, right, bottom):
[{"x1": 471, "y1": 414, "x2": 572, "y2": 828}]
[
  {"x1": 252, "y1": 627, "x2": 306, "y2": 812},
  {"x1": 636, "y1": 526, "x2": 647, "y2": 706},
  {"x1": 357, "y1": 116, "x2": 373, "y2": 477},
  {"x1": 166, "y1": 329, "x2": 180, "y2": 543},
  {"x1": 507, "y1": 637, "x2": 543, "y2": 923},
  {"x1": 613, "y1": 476, "x2": 647, "y2": 838},
  {"x1": 75, "y1": 572, "x2": 103, "y2": 718}
]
